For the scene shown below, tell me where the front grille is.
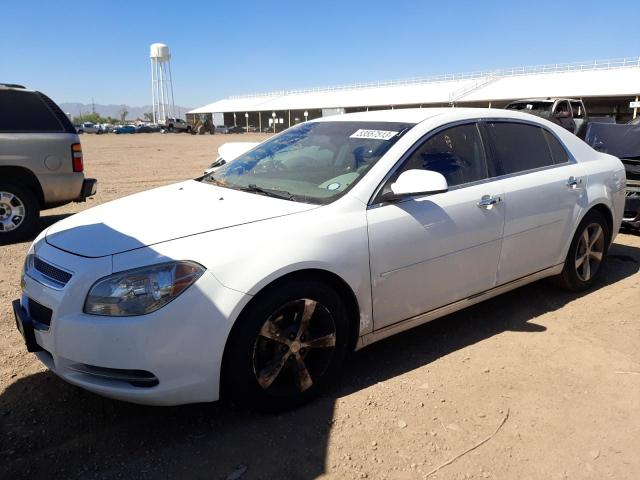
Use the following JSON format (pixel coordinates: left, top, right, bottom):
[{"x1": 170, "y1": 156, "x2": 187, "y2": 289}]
[
  {"x1": 34, "y1": 257, "x2": 72, "y2": 285},
  {"x1": 28, "y1": 298, "x2": 53, "y2": 327}
]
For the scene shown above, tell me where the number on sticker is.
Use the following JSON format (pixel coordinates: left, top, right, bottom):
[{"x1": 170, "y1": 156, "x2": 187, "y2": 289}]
[{"x1": 350, "y1": 129, "x2": 398, "y2": 141}]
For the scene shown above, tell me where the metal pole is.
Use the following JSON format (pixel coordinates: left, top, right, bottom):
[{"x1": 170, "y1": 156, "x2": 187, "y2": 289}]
[
  {"x1": 634, "y1": 96, "x2": 638, "y2": 120},
  {"x1": 150, "y1": 59, "x2": 156, "y2": 124},
  {"x1": 167, "y1": 60, "x2": 176, "y2": 119},
  {"x1": 159, "y1": 62, "x2": 166, "y2": 123},
  {"x1": 288, "y1": 110, "x2": 291, "y2": 128},
  {"x1": 259, "y1": 112, "x2": 262, "y2": 132},
  {"x1": 162, "y1": 62, "x2": 170, "y2": 122}
]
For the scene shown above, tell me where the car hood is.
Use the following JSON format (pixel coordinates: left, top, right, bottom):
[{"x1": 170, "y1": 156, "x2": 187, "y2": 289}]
[{"x1": 45, "y1": 180, "x2": 317, "y2": 257}]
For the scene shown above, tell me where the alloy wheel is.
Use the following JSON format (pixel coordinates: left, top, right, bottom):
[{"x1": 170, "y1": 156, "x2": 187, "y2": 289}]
[
  {"x1": 252, "y1": 298, "x2": 337, "y2": 395},
  {"x1": 0, "y1": 191, "x2": 26, "y2": 233},
  {"x1": 575, "y1": 222, "x2": 605, "y2": 281}
]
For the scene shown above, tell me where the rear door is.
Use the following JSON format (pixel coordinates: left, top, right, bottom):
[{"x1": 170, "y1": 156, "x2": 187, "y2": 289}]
[
  {"x1": 367, "y1": 122, "x2": 505, "y2": 329},
  {"x1": 482, "y1": 121, "x2": 585, "y2": 285}
]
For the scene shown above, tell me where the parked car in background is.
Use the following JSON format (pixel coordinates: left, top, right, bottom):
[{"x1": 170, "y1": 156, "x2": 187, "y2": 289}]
[
  {"x1": 114, "y1": 125, "x2": 136, "y2": 134},
  {"x1": 505, "y1": 98, "x2": 588, "y2": 134},
  {"x1": 164, "y1": 117, "x2": 191, "y2": 133},
  {"x1": 0, "y1": 83, "x2": 97, "y2": 242},
  {"x1": 13, "y1": 108, "x2": 625, "y2": 411},
  {"x1": 99, "y1": 123, "x2": 114, "y2": 133},
  {"x1": 76, "y1": 122, "x2": 103, "y2": 134},
  {"x1": 136, "y1": 124, "x2": 160, "y2": 133},
  {"x1": 227, "y1": 125, "x2": 245, "y2": 134},
  {"x1": 215, "y1": 125, "x2": 230, "y2": 134},
  {"x1": 506, "y1": 99, "x2": 640, "y2": 227},
  {"x1": 243, "y1": 125, "x2": 258, "y2": 133},
  {"x1": 204, "y1": 142, "x2": 259, "y2": 175}
]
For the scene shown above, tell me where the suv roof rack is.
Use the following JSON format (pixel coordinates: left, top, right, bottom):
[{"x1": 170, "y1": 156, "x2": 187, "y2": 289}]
[{"x1": 0, "y1": 83, "x2": 26, "y2": 89}]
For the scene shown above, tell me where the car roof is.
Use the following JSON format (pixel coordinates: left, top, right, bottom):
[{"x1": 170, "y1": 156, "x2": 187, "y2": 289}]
[
  {"x1": 310, "y1": 107, "x2": 558, "y2": 125},
  {"x1": 509, "y1": 98, "x2": 582, "y2": 103},
  {"x1": 0, "y1": 83, "x2": 29, "y2": 91}
]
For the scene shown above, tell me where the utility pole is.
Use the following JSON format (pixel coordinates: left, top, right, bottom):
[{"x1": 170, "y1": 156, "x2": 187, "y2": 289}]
[{"x1": 91, "y1": 97, "x2": 96, "y2": 115}]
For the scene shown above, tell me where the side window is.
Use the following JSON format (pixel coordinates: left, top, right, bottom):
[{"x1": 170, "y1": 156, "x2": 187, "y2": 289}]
[
  {"x1": 485, "y1": 122, "x2": 554, "y2": 175},
  {"x1": 554, "y1": 101, "x2": 570, "y2": 115},
  {"x1": 543, "y1": 129, "x2": 570, "y2": 164},
  {"x1": 0, "y1": 90, "x2": 64, "y2": 133},
  {"x1": 399, "y1": 123, "x2": 488, "y2": 187},
  {"x1": 570, "y1": 102, "x2": 584, "y2": 119}
]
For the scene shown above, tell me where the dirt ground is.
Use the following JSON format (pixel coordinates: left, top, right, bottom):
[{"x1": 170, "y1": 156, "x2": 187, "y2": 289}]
[{"x1": 1, "y1": 133, "x2": 639, "y2": 480}]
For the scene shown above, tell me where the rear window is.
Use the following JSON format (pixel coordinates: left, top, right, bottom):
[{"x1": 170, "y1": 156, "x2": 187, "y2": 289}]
[
  {"x1": 0, "y1": 90, "x2": 73, "y2": 133},
  {"x1": 485, "y1": 122, "x2": 554, "y2": 175}
]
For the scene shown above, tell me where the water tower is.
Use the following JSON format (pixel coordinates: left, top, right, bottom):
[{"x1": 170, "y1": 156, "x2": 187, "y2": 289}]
[{"x1": 150, "y1": 43, "x2": 176, "y2": 124}]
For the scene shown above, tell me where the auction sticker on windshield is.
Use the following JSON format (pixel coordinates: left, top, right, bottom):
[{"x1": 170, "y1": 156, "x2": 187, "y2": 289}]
[{"x1": 350, "y1": 129, "x2": 398, "y2": 140}]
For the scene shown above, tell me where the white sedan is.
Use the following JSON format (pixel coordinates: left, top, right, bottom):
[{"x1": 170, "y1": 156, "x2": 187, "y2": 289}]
[{"x1": 14, "y1": 108, "x2": 626, "y2": 410}]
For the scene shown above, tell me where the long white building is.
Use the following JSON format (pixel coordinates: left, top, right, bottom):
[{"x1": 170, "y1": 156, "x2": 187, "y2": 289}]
[{"x1": 188, "y1": 57, "x2": 640, "y2": 132}]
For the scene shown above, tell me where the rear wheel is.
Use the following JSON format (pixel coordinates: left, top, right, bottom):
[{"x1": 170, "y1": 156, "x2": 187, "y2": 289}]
[
  {"x1": 0, "y1": 183, "x2": 39, "y2": 244},
  {"x1": 556, "y1": 210, "x2": 609, "y2": 291},
  {"x1": 223, "y1": 279, "x2": 350, "y2": 412}
]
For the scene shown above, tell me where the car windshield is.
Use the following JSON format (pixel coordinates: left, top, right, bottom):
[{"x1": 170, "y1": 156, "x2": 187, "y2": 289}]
[
  {"x1": 202, "y1": 120, "x2": 413, "y2": 204},
  {"x1": 506, "y1": 101, "x2": 554, "y2": 118}
]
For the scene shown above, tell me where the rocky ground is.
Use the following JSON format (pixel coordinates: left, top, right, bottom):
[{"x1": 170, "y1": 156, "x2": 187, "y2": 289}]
[{"x1": 1, "y1": 133, "x2": 639, "y2": 479}]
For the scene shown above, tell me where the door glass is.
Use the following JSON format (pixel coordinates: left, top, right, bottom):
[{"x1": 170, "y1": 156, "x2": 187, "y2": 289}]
[
  {"x1": 485, "y1": 122, "x2": 554, "y2": 175},
  {"x1": 554, "y1": 101, "x2": 570, "y2": 115},
  {"x1": 398, "y1": 123, "x2": 488, "y2": 187},
  {"x1": 543, "y1": 130, "x2": 570, "y2": 164},
  {"x1": 570, "y1": 102, "x2": 584, "y2": 118}
]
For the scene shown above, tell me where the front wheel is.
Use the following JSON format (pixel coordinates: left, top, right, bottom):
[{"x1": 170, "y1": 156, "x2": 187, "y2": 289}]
[
  {"x1": 0, "y1": 183, "x2": 39, "y2": 244},
  {"x1": 222, "y1": 279, "x2": 350, "y2": 412},
  {"x1": 556, "y1": 210, "x2": 610, "y2": 291}
]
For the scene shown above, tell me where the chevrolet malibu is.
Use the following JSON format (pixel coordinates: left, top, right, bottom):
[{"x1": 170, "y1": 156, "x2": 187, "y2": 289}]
[{"x1": 13, "y1": 108, "x2": 626, "y2": 411}]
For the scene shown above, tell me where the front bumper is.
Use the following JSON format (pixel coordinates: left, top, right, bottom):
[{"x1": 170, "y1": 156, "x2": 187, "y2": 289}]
[
  {"x1": 14, "y1": 241, "x2": 249, "y2": 406},
  {"x1": 623, "y1": 181, "x2": 640, "y2": 228}
]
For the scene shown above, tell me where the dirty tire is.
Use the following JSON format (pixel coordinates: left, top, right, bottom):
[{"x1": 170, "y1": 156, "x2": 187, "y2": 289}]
[
  {"x1": 0, "y1": 183, "x2": 39, "y2": 245},
  {"x1": 555, "y1": 209, "x2": 610, "y2": 292},
  {"x1": 222, "y1": 279, "x2": 349, "y2": 412}
]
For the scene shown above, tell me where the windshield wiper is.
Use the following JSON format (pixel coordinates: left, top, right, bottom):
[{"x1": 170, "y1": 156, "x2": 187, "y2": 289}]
[{"x1": 241, "y1": 184, "x2": 295, "y2": 201}]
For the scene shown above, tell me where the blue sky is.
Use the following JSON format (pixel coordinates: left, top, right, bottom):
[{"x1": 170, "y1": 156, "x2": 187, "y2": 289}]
[{"x1": 2, "y1": 0, "x2": 639, "y2": 108}]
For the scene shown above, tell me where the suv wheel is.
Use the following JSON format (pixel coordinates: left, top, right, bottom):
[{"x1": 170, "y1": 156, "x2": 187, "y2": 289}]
[{"x1": 0, "y1": 183, "x2": 39, "y2": 244}]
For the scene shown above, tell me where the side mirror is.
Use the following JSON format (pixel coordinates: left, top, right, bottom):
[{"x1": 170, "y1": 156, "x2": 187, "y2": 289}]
[{"x1": 381, "y1": 169, "x2": 448, "y2": 202}]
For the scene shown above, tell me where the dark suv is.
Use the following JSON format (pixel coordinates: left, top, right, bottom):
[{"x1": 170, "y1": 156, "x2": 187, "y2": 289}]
[{"x1": 0, "y1": 84, "x2": 97, "y2": 243}]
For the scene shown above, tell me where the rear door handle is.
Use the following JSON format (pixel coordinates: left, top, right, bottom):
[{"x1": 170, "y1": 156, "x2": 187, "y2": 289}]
[
  {"x1": 477, "y1": 195, "x2": 502, "y2": 209},
  {"x1": 567, "y1": 176, "x2": 583, "y2": 189}
]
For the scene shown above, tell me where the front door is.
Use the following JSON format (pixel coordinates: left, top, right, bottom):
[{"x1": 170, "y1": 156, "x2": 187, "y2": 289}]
[{"x1": 367, "y1": 122, "x2": 505, "y2": 330}]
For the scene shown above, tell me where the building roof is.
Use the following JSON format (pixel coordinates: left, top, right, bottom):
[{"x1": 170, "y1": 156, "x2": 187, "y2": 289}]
[{"x1": 189, "y1": 57, "x2": 640, "y2": 114}]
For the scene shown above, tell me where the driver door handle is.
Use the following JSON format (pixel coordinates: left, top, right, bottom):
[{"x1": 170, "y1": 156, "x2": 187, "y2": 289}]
[{"x1": 477, "y1": 194, "x2": 502, "y2": 209}]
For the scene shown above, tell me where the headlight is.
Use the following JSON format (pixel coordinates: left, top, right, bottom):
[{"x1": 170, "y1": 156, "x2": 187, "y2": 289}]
[
  {"x1": 84, "y1": 261, "x2": 205, "y2": 316},
  {"x1": 21, "y1": 247, "x2": 35, "y2": 289}
]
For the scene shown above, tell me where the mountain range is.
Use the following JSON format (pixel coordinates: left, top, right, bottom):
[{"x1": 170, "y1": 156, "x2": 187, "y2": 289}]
[{"x1": 58, "y1": 102, "x2": 193, "y2": 120}]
